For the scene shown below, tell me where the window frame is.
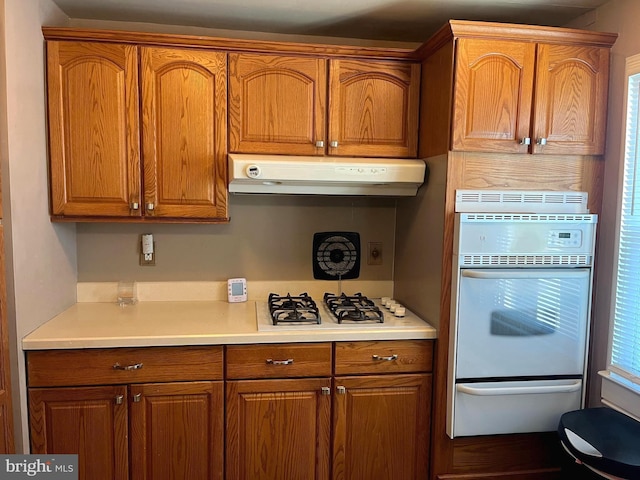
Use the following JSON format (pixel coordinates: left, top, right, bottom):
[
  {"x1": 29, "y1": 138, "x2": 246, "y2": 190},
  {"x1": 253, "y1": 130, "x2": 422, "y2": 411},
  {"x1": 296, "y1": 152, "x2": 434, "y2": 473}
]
[{"x1": 599, "y1": 52, "x2": 640, "y2": 421}]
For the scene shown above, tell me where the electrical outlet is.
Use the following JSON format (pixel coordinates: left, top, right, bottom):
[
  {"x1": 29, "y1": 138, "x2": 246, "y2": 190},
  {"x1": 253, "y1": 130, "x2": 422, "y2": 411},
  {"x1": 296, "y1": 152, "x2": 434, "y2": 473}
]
[
  {"x1": 368, "y1": 242, "x2": 383, "y2": 265},
  {"x1": 140, "y1": 251, "x2": 155, "y2": 266},
  {"x1": 140, "y1": 234, "x2": 156, "y2": 266}
]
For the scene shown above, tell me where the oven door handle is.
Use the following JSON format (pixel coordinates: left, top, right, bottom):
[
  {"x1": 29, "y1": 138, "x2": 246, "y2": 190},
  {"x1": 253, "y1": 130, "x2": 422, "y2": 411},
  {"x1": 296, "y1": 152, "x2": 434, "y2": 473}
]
[
  {"x1": 461, "y1": 269, "x2": 589, "y2": 280},
  {"x1": 456, "y1": 380, "x2": 582, "y2": 396}
]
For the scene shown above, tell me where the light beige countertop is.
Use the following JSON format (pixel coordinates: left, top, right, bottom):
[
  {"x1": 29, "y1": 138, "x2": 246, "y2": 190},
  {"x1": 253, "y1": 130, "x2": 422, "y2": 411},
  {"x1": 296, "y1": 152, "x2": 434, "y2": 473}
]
[{"x1": 22, "y1": 300, "x2": 437, "y2": 350}]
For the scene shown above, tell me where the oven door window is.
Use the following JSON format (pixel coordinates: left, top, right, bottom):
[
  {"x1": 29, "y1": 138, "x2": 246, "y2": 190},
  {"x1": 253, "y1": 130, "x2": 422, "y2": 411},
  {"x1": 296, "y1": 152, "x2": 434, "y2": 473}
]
[{"x1": 455, "y1": 268, "x2": 591, "y2": 379}]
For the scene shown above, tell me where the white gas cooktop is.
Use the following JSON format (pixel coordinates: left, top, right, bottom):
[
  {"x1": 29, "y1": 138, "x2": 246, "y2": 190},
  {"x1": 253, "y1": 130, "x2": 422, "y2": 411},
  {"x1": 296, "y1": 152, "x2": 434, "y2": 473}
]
[{"x1": 256, "y1": 297, "x2": 427, "y2": 332}]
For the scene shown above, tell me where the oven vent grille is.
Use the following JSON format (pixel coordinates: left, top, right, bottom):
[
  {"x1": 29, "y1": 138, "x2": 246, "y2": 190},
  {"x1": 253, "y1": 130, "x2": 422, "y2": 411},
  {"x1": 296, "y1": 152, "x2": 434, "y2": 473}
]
[
  {"x1": 455, "y1": 190, "x2": 588, "y2": 213},
  {"x1": 462, "y1": 213, "x2": 597, "y2": 223},
  {"x1": 459, "y1": 254, "x2": 592, "y2": 267}
]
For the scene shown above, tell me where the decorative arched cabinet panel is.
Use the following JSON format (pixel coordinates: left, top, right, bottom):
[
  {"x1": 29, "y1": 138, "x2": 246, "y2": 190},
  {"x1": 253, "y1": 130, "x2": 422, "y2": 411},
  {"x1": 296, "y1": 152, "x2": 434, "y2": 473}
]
[
  {"x1": 47, "y1": 42, "x2": 228, "y2": 221},
  {"x1": 228, "y1": 53, "x2": 327, "y2": 155},
  {"x1": 47, "y1": 41, "x2": 141, "y2": 217},
  {"x1": 229, "y1": 54, "x2": 420, "y2": 158},
  {"x1": 532, "y1": 44, "x2": 610, "y2": 155},
  {"x1": 141, "y1": 47, "x2": 228, "y2": 219},
  {"x1": 328, "y1": 59, "x2": 420, "y2": 158},
  {"x1": 452, "y1": 39, "x2": 535, "y2": 153},
  {"x1": 452, "y1": 39, "x2": 610, "y2": 155}
]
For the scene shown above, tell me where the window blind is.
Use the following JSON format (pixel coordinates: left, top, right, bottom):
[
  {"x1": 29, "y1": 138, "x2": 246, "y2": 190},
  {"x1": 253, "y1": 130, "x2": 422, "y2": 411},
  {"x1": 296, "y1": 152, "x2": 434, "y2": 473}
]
[{"x1": 601, "y1": 54, "x2": 640, "y2": 419}]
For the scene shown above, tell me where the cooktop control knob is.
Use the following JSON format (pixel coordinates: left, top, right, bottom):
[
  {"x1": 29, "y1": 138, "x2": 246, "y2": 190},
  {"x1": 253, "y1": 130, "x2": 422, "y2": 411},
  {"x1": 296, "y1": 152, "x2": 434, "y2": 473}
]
[{"x1": 246, "y1": 164, "x2": 261, "y2": 178}]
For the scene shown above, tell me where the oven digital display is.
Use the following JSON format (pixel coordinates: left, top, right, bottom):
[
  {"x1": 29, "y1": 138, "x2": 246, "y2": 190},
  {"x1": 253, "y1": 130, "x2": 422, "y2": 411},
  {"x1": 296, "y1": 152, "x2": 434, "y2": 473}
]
[{"x1": 548, "y1": 230, "x2": 582, "y2": 247}]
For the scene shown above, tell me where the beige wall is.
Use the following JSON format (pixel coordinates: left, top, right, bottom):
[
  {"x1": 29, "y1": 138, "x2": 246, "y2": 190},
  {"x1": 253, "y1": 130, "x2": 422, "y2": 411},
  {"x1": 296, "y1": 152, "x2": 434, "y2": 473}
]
[
  {"x1": 393, "y1": 155, "x2": 446, "y2": 330},
  {"x1": 567, "y1": 0, "x2": 639, "y2": 406},
  {"x1": 77, "y1": 195, "x2": 396, "y2": 282},
  {"x1": 2, "y1": 0, "x2": 74, "y2": 451}
]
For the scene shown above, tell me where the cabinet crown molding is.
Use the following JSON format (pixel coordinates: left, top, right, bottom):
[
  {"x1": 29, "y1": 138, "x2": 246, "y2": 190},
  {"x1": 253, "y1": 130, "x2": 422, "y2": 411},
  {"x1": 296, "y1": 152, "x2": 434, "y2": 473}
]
[
  {"x1": 41, "y1": 26, "x2": 417, "y2": 61},
  {"x1": 414, "y1": 19, "x2": 618, "y2": 60}
]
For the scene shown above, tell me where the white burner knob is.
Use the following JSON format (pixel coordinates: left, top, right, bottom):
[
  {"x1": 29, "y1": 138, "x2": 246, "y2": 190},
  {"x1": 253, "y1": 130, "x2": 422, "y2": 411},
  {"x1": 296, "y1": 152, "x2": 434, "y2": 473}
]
[
  {"x1": 394, "y1": 306, "x2": 406, "y2": 317},
  {"x1": 385, "y1": 299, "x2": 395, "y2": 309},
  {"x1": 381, "y1": 296, "x2": 390, "y2": 305}
]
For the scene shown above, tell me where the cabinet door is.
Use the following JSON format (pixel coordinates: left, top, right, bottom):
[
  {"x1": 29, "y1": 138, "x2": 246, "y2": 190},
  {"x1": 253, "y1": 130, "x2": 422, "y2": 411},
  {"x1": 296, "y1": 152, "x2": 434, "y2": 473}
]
[
  {"x1": 130, "y1": 381, "x2": 224, "y2": 480},
  {"x1": 333, "y1": 374, "x2": 432, "y2": 480},
  {"x1": 141, "y1": 47, "x2": 228, "y2": 219},
  {"x1": 452, "y1": 39, "x2": 536, "y2": 153},
  {"x1": 532, "y1": 44, "x2": 610, "y2": 155},
  {"x1": 328, "y1": 59, "x2": 420, "y2": 157},
  {"x1": 226, "y1": 378, "x2": 331, "y2": 480},
  {"x1": 47, "y1": 41, "x2": 141, "y2": 217},
  {"x1": 29, "y1": 386, "x2": 129, "y2": 480},
  {"x1": 229, "y1": 54, "x2": 327, "y2": 155}
]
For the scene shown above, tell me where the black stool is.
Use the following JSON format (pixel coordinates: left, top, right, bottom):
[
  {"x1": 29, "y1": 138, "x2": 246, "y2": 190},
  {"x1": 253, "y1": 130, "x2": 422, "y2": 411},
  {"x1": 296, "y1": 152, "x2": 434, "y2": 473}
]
[{"x1": 558, "y1": 407, "x2": 640, "y2": 479}]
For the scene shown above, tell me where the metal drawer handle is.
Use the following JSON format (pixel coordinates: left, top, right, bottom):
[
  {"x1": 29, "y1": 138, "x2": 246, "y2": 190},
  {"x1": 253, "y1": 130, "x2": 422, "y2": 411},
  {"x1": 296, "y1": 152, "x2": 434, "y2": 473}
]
[
  {"x1": 113, "y1": 362, "x2": 144, "y2": 371},
  {"x1": 115, "y1": 395, "x2": 124, "y2": 405},
  {"x1": 372, "y1": 354, "x2": 398, "y2": 362},
  {"x1": 266, "y1": 358, "x2": 294, "y2": 365}
]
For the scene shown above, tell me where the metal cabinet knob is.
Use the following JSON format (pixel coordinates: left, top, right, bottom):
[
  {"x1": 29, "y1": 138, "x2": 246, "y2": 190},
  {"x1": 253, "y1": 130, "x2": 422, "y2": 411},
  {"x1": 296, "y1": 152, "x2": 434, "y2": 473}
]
[
  {"x1": 130, "y1": 202, "x2": 139, "y2": 210},
  {"x1": 146, "y1": 203, "x2": 155, "y2": 211},
  {"x1": 336, "y1": 385, "x2": 346, "y2": 395},
  {"x1": 315, "y1": 140, "x2": 325, "y2": 148},
  {"x1": 536, "y1": 138, "x2": 548, "y2": 146},
  {"x1": 115, "y1": 395, "x2": 124, "y2": 405},
  {"x1": 519, "y1": 137, "x2": 531, "y2": 145},
  {"x1": 330, "y1": 140, "x2": 339, "y2": 148},
  {"x1": 321, "y1": 387, "x2": 331, "y2": 396},
  {"x1": 132, "y1": 393, "x2": 142, "y2": 403}
]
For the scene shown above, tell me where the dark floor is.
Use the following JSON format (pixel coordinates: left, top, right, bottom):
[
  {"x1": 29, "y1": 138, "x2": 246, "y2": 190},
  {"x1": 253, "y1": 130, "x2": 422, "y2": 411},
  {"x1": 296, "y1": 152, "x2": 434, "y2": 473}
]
[{"x1": 560, "y1": 457, "x2": 607, "y2": 479}]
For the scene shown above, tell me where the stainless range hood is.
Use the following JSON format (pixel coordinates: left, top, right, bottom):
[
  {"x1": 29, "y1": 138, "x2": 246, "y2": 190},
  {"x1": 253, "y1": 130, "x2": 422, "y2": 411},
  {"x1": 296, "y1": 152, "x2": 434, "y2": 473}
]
[{"x1": 228, "y1": 154, "x2": 427, "y2": 196}]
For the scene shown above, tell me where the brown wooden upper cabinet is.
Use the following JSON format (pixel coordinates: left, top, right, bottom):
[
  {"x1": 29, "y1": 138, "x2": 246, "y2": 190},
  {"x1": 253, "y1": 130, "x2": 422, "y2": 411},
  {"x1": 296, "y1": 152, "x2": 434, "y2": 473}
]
[
  {"x1": 46, "y1": 41, "x2": 228, "y2": 221},
  {"x1": 452, "y1": 38, "x2": 611, "y2": 155},
  {"x1": 229, "y1": 53, "x2": 420, "y2": 158}
]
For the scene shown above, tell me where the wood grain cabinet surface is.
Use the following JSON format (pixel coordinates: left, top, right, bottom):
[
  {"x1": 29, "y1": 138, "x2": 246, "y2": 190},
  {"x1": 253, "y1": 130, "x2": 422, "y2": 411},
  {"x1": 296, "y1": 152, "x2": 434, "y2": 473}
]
[
  {"x1": 333, "y1": 341, "x2": 432, "y2": 480},
  {"x1": 229, "y1": 53, "x2": 420, "y2": 158},
  {"x1": 27, "y1": 341, "x2": 433, "y2": 480},
  {"x1": 452, "y1": 38, "x2": 611, "y2": 155},
  {"x1": 226, "y1": 340, "x2": 433, "y2": 480},
  {"x1": 46, "y1": 41, "x2": 228, "y2": 222},
  {"x1": 27, "y1": 346, "x2": 224, "y2": 480},
  {"x1": 47, "y1": 41, "x2": 141, "y2": 218},
  {"x1": 225, "y1": 343, "x2": 332, "y2": 480}
]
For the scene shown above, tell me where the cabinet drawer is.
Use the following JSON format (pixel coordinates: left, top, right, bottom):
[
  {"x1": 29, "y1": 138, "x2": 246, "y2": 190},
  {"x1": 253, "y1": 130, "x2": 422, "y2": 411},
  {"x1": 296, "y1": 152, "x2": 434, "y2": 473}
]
[
  {"x1": 226, "y1": 343, "x2": 332, "y2": 379},
  {"x1": 335, "y1": 340, "x2": 433, "y2": 375},
  {"x1": 27, "y1": 346, "x2": 224, "y2": 387}
]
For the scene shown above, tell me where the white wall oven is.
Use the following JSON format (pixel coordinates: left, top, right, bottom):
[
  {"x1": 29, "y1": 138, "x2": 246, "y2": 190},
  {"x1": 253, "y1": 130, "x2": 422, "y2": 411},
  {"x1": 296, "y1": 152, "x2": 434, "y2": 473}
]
[{"x1": 447, "y1": 209, "x2": 597, "y2": 438}]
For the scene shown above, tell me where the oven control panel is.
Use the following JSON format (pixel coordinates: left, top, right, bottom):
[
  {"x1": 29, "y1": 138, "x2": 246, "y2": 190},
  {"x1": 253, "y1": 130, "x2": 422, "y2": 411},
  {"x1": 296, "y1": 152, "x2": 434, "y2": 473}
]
[{"x1": 548, "y1": 230, "x2": 582, "y2": 248}]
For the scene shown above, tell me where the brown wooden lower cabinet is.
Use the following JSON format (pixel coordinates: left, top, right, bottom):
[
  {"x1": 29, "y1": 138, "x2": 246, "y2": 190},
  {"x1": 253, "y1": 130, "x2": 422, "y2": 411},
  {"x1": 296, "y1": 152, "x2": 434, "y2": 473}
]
[
  {"x1": 130, "y1": 382, "x2": 224, "y2": 480},
  {"x1": 29, "y1": 382, "x2": 224, "y2": 480},
  {"x1": 226, "y1": 378, "x2": 332, "y2": 480},
  {"x1": 333, "y1": 374, "x2": 432, "y2": 480},
  {"x1": 29, "y1": 386, "x2": 129, "y2": 480},
  {"x1": 27, "y1": 341, "x2": 435, "y2": 480}
]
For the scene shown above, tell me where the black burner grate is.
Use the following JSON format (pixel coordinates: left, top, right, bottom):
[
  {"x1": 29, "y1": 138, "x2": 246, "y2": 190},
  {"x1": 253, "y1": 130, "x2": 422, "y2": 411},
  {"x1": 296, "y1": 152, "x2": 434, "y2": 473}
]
[
  {"x1": 268, "y1": 293, "x2": 321, "y2": 325},
  {"x1": 324, "y1": 292, "x2": 384, "y2": 324}
]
